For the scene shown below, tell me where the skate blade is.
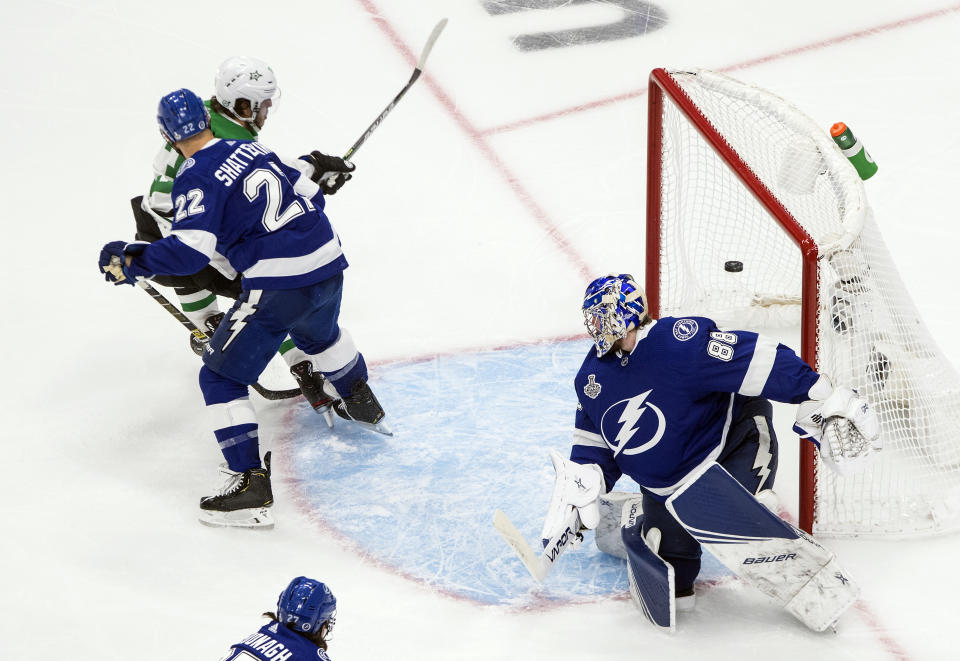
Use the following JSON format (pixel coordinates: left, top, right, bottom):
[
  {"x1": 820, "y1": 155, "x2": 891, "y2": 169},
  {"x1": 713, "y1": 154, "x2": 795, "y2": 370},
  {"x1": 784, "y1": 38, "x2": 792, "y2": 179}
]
[
  {"x1": 316, "y1": 405, "x2": 335, "y2": 429},
  {"x1": 348, "y1": 418, "x2": 393, "y2": 436},
  {"x1": 198, "y1": 506, "x2": 275, "y2": 530}
]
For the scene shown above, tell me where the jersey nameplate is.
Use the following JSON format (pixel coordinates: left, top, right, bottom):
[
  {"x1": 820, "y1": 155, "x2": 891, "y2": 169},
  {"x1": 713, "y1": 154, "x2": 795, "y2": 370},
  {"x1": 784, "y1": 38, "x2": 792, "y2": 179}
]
[{"x1": 213, "y1": 141, "x2": 272, "y2": 187}]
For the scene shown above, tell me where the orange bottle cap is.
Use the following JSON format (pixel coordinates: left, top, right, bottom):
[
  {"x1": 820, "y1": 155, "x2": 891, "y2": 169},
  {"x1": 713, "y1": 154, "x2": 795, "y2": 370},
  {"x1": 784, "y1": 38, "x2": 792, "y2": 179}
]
[{"x1": 830, "y1": 122, "x2": 848, "y2": 137}]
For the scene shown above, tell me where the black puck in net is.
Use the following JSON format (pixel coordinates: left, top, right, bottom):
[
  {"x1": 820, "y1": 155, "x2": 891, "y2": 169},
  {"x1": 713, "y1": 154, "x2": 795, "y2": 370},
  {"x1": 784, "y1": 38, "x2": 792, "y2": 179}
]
[{"x1": 724, "y1": 260, "x2": 743, "y2": 273}]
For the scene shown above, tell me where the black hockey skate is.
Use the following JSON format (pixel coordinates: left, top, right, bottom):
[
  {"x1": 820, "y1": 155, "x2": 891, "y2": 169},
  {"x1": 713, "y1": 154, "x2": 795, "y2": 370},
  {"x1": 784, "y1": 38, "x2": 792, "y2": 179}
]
[
  {"x1": 333, "y1": 379, "x2": 392, "y2": 436},
  {"x1": 289, "y1": 361, "x2": 335, "y2": 428},
  {"x1": 189, "y1": 312, "x2": 225, "y2": 356},
  {"x1": 198, "y1": 451, "x2": 274, "y2": 529}
]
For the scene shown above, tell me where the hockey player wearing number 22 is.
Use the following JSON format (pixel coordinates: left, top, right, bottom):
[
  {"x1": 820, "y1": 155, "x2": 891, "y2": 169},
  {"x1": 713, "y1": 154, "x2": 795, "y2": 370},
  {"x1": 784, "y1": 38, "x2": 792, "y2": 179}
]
[
  {"x1": 98, "y1": 88, "x2": 388, "y2": 529},
  {"x1": 539, "y1": 274, "x2": 882, "y2": 632}
]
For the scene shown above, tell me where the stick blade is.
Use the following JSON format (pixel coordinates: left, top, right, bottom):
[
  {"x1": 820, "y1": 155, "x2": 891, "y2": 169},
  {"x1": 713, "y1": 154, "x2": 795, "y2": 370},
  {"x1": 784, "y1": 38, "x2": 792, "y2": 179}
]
[
  {"x1": 417, "y1": 17, "x2": 448, "y2": 69},
  {"x1": 493, "y1": 509, "x2": 547, "y2": 583}
]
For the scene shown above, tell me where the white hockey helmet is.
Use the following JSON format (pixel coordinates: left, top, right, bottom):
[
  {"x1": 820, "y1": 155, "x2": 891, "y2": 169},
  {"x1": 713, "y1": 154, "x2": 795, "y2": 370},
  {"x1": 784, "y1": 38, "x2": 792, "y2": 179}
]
[{"x1": 214, "y1": 56, "x2": 280, "y2": 120}]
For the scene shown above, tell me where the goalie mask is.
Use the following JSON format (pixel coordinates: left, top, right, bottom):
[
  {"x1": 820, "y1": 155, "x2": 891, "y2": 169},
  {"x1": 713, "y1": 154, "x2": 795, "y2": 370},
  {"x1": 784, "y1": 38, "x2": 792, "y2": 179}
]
[
  {"x1": 277, "y1": 576, "x2": 337, "y2": 634},
  {"x1": 582, "y1": 274, "x2": 648, "y2": 357}
]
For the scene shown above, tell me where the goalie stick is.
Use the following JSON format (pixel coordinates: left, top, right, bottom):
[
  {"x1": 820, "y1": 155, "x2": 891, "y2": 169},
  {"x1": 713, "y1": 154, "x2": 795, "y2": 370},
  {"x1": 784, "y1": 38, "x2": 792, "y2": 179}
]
[
  {"x1": 493, "y1": 508, "x2": 583, "y2": 583},
  {"x1": 341, "y1": 18, "x2": 447, "y2": 161}
]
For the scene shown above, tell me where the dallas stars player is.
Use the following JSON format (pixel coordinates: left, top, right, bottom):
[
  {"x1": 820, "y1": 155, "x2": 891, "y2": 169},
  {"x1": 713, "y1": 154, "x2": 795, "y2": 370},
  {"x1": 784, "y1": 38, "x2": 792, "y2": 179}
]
[
  {"x1": 131, "y1": 56, "x2": 355, "y2": 354},
  {"x1": 130, "y1": 56, "x2": 358, "y2": 416}
]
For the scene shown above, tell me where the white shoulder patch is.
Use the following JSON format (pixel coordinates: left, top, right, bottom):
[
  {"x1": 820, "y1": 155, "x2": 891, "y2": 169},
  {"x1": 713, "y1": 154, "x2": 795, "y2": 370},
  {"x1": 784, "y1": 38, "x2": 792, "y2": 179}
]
[
  {"x1": 672, "y1": 318, "x2": 699, "y2": 341},
  {"x1": 176, "y1": 157, "x2": 195, "y2": 176}
]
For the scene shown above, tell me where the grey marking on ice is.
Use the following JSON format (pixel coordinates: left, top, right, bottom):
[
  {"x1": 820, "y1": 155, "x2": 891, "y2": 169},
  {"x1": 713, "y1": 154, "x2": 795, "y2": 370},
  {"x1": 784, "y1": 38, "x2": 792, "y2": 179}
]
[{"x1": 482, "y1": 0, "x2": 668, "y2": 51}]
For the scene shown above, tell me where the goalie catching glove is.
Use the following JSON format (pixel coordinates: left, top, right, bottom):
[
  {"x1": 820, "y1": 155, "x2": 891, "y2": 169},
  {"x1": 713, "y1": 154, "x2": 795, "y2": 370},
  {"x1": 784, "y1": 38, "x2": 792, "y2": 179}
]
[
  {"x1": 794, "y1": 376, "x2": 881, "y2": 475},
  {"x1": 539, "y1": 450, "x2": 604, "y2": 548}
]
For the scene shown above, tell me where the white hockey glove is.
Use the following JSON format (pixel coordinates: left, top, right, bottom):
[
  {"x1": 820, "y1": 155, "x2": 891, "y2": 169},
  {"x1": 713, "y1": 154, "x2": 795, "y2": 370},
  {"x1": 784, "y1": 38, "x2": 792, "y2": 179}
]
[
  {"x1": 539, "y1": 450, "x2": 604, "y2": 549},
  {"x1": 794, "y1": 377, "x2": 881, "y2": 475}
]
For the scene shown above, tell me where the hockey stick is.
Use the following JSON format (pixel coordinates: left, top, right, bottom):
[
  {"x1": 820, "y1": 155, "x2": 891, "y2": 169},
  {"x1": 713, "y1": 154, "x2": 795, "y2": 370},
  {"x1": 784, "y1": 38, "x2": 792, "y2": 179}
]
[
  {"x1": 493, "y1": 508, "x2": 583, "y2": 583},
  {"x1": 113, "y1": 269, "x2": 302, "y2": 401},
  {"x1": 341, "y1": 18, "x2": 448, "y2": 161}
]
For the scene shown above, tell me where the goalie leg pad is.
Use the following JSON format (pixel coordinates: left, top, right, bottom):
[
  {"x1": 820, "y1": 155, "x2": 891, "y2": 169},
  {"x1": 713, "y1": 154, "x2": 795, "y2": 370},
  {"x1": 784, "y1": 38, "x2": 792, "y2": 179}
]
[
  {"x1": 643, "y1": 492, "x2": 701, "y2": 594},
  {"x1": 666, "y1": 463, "x2": 859, "y2": 631},
  {"x1": 622, "y1": 515, "x2": 675, "y2": 633},
  {"x1": 785, "y1": 556, "x2": 859, "y2": 632}
]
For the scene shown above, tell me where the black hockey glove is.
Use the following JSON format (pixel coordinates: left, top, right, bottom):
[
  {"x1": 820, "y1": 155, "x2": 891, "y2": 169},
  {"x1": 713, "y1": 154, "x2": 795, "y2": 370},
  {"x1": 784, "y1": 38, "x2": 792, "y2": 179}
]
[{"x1": 303, "y1": 150, "x2": 355, "y2": 195}]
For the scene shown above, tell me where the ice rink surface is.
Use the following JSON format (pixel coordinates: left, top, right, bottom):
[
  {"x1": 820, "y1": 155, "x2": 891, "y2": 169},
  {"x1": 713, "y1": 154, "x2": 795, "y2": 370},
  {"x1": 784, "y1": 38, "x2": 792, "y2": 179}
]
[{"x1": 4, "y1": 0, "x2": 960, "y2": 658}]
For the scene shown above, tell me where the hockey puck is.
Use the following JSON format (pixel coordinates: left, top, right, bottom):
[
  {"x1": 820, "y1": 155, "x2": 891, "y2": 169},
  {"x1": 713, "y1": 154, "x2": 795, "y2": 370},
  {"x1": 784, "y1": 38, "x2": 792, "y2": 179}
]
[{"x1": 724, "y1": 260, "x2": 743, "y2": 273}]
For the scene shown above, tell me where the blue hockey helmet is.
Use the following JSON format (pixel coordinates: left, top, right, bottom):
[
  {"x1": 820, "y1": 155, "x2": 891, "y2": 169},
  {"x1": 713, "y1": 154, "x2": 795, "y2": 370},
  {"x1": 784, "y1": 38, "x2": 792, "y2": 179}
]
[
  {"x1": 157, "y1": 88, "x2": 210, "y2": 143},
  {"x1": 277, "y1": 577, "x2": 337, "y2": 634},
  {"x1": 582, "y1": 273, "x2": 648, "y2": 356}
]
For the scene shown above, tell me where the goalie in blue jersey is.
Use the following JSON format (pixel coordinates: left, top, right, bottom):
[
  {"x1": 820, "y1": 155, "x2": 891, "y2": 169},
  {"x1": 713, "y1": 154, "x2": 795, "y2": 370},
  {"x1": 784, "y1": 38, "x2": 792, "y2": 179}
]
[
  {"x1": 99, "y1": 89, "x2": 389, "y2": 529},
  {"x1": 221, "y1": 576, "x2": 337, "y2": 661},
  {"x1": 539, "y1": 273, "x2": 882, "y2": 632}
]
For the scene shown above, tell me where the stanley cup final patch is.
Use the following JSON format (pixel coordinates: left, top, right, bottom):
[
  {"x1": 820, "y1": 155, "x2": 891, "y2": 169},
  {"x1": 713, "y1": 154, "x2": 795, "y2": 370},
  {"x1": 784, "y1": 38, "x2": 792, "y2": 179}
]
[{"x1": 584, "y1": 374, "x2": 602, "y2": 399}]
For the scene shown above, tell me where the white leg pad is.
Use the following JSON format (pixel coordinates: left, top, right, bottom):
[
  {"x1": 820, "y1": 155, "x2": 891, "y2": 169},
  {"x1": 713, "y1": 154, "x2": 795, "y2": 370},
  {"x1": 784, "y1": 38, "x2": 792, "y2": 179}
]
[
  {"x1": 666, "y1": 463, "x2": 859, "y2": 631},
  {"x1": 784, "y1": 554, "x2": 860, "y2": 632}
]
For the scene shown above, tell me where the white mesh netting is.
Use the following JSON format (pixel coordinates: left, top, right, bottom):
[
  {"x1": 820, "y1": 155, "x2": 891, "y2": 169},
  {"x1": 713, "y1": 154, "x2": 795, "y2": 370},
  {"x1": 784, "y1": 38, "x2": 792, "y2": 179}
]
[{"x1": 653, "y1": 68, "x2": 960, "y2": 537}]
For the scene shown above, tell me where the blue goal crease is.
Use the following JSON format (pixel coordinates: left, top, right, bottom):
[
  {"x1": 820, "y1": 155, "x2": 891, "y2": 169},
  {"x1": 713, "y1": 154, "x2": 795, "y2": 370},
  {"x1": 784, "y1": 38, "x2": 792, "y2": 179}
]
[{"x1": 283, "y1": 340, "x2": 731, "y2": 605}]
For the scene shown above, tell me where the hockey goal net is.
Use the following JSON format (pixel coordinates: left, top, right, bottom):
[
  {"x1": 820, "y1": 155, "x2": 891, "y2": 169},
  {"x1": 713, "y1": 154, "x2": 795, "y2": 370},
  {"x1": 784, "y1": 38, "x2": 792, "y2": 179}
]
[{"x1": 646, "y1": 67, "x2": 960, "y2": 537}]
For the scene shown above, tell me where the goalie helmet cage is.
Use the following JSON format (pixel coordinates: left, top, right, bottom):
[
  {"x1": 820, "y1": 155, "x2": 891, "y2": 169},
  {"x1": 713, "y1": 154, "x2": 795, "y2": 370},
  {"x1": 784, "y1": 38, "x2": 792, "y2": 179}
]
[{"x1": 645, "y1": 67, "x2": 960, "y2": 538}]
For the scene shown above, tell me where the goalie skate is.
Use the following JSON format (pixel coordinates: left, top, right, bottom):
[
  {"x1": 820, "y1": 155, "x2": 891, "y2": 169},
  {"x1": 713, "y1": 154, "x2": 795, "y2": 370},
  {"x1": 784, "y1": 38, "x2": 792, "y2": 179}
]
[{"x1": 199, "y1": 452, "x2": 275, "y2": 530}]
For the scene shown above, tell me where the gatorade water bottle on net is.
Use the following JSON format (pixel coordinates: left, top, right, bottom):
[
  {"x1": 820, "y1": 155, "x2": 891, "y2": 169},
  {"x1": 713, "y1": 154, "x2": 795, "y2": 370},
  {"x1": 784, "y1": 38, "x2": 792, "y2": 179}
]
[{"x1": 830, "y1": 122, "x2": 878, "y2": 180}]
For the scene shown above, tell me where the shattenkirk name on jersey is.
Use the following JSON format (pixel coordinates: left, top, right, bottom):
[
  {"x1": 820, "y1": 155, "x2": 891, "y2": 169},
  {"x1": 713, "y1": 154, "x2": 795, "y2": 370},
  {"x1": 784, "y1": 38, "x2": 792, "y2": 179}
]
[{"x1": 210, "y1": 140, "x2": 272, "y2": 186}]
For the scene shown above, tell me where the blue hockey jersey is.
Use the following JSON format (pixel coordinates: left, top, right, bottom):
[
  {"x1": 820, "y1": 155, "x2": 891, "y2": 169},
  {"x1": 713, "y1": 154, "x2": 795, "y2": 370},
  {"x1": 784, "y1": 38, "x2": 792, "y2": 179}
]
[
  {"x1": 222, "y1": 621, "x2": 332, "y2": 661},
  {"x1": 571, "y1": 316, "x2": 821, "y2": 499},
  {"x1": 128, "y1": 139, "x2": 347, "y2": 290}
]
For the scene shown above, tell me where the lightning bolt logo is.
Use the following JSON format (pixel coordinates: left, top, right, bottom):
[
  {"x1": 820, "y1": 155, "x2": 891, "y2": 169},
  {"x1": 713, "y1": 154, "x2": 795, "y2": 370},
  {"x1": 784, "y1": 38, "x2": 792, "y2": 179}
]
[
  {"x1": 601, "y1": 390, "x2": 667, "y2": 456},
  {"x1": 752, "y1": 416, "x2": 773, "y2": 488},
  {"x1": 616, "y1": 391, "x2": 650, "y2": 446},
  {"x1": 221, "y1": 291, "x2": 262, "y2": 351}
]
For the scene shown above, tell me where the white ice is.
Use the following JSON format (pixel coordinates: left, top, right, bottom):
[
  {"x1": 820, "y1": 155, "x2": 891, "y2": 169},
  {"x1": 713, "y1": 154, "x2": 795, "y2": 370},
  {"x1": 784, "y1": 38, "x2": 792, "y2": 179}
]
[{"x1": 3, "y1": 0, "x2": 960, "y2": 658}]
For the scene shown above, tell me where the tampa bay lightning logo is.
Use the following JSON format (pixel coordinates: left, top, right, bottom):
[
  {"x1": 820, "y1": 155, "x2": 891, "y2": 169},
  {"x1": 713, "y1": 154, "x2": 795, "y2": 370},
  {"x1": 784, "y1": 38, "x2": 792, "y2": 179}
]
[
  {"x1": 673, "y1": 318, "x2": 699, "y2": 341},
  {"x1": 599, "y1": 390, "x2": 667, "y2": 456}
]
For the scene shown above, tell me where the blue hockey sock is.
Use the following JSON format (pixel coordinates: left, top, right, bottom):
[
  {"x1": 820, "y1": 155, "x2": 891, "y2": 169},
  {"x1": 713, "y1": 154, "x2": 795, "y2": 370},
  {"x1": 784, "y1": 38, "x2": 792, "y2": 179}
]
[
  {"x1": 326, "y1": 352, "x2": 368, "y2": 395},
  {"x1": 214, "y1": 422, "x2": 260, "y2": 473},
  {"x1": 199, "y1": 365, "x2": 261, "y2": 472}
]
